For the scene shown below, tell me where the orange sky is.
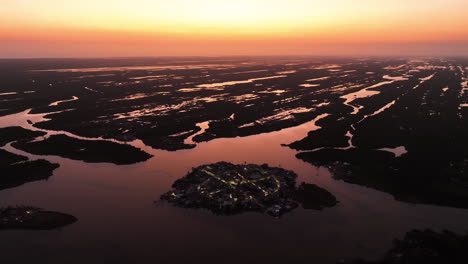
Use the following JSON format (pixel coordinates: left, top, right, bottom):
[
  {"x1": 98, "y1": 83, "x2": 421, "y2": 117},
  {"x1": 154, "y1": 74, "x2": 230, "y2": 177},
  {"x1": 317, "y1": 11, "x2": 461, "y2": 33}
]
[{"x1": 1, "y1": 0, "x2": 467, "y2": 57}]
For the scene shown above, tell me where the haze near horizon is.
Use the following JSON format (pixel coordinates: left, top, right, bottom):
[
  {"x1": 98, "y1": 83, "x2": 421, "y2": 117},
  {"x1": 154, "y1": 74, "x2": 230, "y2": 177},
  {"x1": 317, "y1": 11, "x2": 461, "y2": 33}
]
[{"x1": 1, "y1": 0, "x2": 467, "y2": 58}]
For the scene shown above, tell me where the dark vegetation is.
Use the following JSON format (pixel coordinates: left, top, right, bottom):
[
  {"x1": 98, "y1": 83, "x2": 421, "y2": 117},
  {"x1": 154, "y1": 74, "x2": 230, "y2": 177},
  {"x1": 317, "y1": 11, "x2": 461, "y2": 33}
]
[
  {"x1": 344, "y1": 229, "x2": 468, "y2": 264},
  {"x1": 296, "y1": 61, "x2": 468, "y2": 208},
  {"x1": 0, "y1": 126, "x2": 46, "y2": 147},
  {"x1": 0, "y1": 127, "x2": 58, "y2": 190},
  {"x1": 13, "y1": 134, "x2": 153, "y2": 165}
]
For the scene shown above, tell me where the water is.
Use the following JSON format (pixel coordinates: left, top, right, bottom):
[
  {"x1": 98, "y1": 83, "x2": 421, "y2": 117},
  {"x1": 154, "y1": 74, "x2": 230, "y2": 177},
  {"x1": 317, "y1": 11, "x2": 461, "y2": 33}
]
[
  {"x1": 196, "y1": 75, "x2": 287, "y2": 88},
  {"x1": 48, "y1": 96, "x2": 79, "y2": 106},
  {"x1": 2, "y1": 109, "x2": 468, "y2": 263}
]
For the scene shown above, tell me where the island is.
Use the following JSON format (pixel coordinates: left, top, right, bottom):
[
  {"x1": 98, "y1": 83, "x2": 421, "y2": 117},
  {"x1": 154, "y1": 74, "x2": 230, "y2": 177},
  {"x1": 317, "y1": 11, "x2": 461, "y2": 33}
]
[
  {"x1": 159, "y1": 162, "x2": 337, "y2": 217},
  {"x1": 0, "y1": 206, "x2": 77, "y2": 230}
]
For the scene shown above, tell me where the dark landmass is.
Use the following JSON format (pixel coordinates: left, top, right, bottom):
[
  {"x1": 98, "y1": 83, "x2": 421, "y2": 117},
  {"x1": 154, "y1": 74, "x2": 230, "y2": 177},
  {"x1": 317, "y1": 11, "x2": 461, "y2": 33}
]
[
  {"x1": 159, "y1": 162, "x2": 337, "y2": 217},
  {"x1": 297, "y1": 148, "x2": 468, "y2": 208},
  {"x1": 288, "y1": 113, "x2": 351, "y2": 150},
  {"x1": 0, "y1": 206, "x2": 77, "y2": 230},
  {"x1": 343, "y1": 229, "x2": 468, "y2": 264},
  {"x1": 12, "y1": 134, "x2": 152, "y2": 165},
  {"x1": 0, "y1": 126, "x2": 46, "y2": 147},
  {"x1": 295, "y1": 64, "x2": 468, "y2": 208},
  {"x1": 294, "y1": 182, "x2": 338, "y2": 210},
  {"x1": 0, "y1": 149, "x2": 59, "y2": 190},
  {"x1": 141, "y1": 134, "x2": 196, "y2": 151},
  {"x1": 0, "y1": 127, "x2": 59, "y2": 190}
]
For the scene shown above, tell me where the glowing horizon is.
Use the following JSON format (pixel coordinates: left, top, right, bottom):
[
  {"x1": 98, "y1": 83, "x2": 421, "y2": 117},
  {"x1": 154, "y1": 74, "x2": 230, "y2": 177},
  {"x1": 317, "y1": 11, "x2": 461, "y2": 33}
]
[{"x1": 1, "y1": 0, "x2": 468, "y2": 57}]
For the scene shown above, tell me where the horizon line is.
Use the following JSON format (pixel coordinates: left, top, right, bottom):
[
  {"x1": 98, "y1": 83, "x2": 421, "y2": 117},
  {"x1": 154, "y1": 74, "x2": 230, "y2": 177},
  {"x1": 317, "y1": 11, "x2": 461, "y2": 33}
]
[{"x1": 1, "y1": 54, "x2": 468, "y2": 60}]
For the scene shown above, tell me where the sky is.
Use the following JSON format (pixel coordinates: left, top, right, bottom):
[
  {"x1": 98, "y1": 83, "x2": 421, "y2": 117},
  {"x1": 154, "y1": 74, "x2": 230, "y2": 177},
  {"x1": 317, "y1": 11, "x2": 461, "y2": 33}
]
[{"x1": 1, "y1": 0, "x2": 467, "y2": 58}]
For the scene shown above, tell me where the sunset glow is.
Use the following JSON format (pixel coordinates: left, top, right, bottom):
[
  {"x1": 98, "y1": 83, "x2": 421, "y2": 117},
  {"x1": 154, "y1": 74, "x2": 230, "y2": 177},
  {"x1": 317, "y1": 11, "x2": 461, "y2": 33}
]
[{"x1": 1, "y1": 0, "x2": 468, "y2": 57}]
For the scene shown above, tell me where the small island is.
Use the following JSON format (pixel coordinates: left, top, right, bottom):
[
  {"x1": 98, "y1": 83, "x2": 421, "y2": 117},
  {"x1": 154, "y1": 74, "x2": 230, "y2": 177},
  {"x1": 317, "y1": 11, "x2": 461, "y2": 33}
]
[
  {"x1": 160, "y1": 162, "x2": 337, "y2": 217},
  {"x1": 0, "y1": 206, "x2": 77, "y2": 230},
  {"x1": 13, "y1": 134, "x2": 153, "y2": 165}
]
